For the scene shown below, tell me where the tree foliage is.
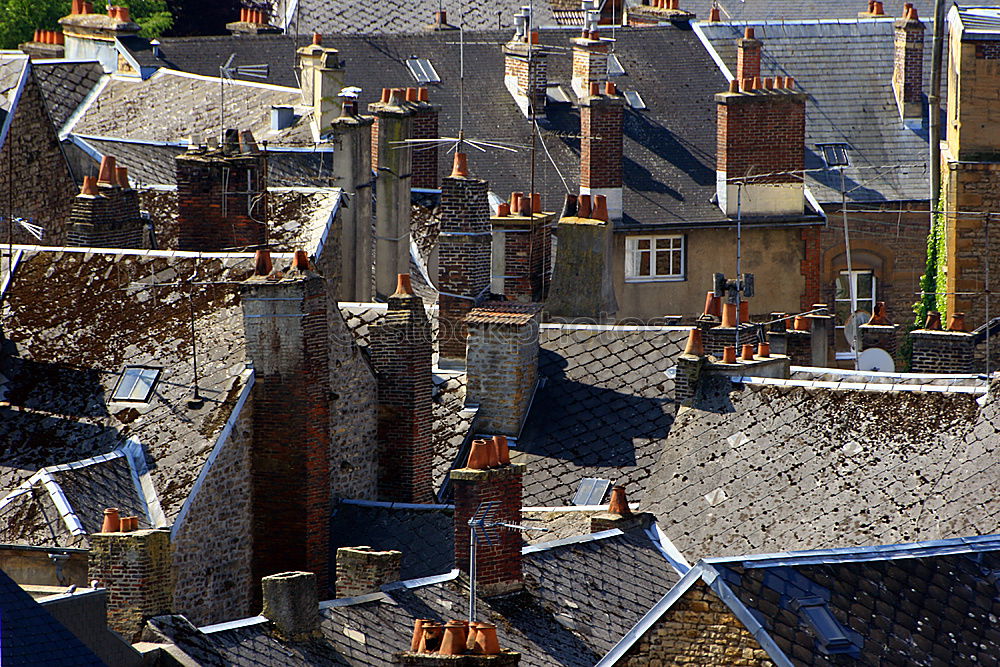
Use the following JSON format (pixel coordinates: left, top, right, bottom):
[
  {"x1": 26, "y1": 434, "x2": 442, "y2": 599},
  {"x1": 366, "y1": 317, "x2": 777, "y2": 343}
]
[{"x1": 0, "y1": 0, "x2": 173, "y2": 48}]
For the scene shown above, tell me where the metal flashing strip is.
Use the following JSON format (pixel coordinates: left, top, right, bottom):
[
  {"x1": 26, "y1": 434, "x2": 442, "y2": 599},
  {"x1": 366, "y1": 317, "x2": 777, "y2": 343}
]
[
  {"x1": 692, "y1": 21, "x2": 734, "y2": 82},
  {"x1": 68, "y1": 135, "x2": 104, "y2": 163},
  {"x1": 1, "y1": 243, "x2": 294, "y2": 260},
  {"x1": 60, "y1": 74, "x2": 110, "y2": 140},
  {"x1": 320, "y1": 591, "x2": 388, "y2": 609},
  {"x1": 311, "y1": 190, "x2": 342, "y2": 261},
  {"x1": 118, "y1": 437, "x2": 166, "y2": 527},
  {"x1": 71, "y1": 133, "x2": 188, "y2": 148},
  {"x1": 789, "y1": 366, "x2": 985, "y2": 381},
  {"x1": 339, "y1": 498, "x2": 454, "y2": 511},
  {"x1": 646, "y1": 522, "x2": 692, "y2": 574},
  {"x1": 171, "y1": 368, "x2": 255, "y2": 539},
  {"x1": 522, "y1": 528, "x2": 624, "y2": 555},
  {"x1": 734, "y1": 375, "x2": 987, "y2": 395},
  {"x1": 200, "y1": 615, "x2": 269, "y2": 634},
  {"x1": 37, "y1": 471, "x2": 86, "y2": 535},
  {"x1": 540, "y1": 323, "x2": 690, "y2": 333},
  {"x1": 523, "y1": 504, "x2": 636, "y2": 512},
  {"x1": 146, "y1": 67, "x2": 301, "y2": 95},
  {"x1": 0, "y1": 55, "x2": 30, "y2": 151},
  {"x1": 379, "y1": 569, "x2": 460, "y2": 593}
]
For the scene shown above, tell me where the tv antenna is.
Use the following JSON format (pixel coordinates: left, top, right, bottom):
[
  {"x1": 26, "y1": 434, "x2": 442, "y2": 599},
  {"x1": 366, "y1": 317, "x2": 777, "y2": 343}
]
[
  {"x1": 466, "y1": 501, "x2": 548, "y2": 622},
  {"x1": 219, "y1": 53, "x2": 270, "y2": 143}
]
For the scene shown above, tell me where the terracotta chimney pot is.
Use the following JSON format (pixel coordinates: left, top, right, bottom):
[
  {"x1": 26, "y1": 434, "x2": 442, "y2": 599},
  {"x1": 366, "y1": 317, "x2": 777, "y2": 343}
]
[
  {"x1": 118, "y1": 6, "x2": 130, "y2": 22},
  {"x1": 418, "y1": 87, "x2": 429, "y2": 102},
  {"x1": 493, "y1": 435, "x2": 510, "y2": 465},
  {"x1": 530, "y1": 30, "x2": 540, "y2": 44},
  {"x1": 925, "y1": 311, "x2": 941, "y2": 330},
  {"x1": 115, "y1": 166, "x2": 129, "y2": 188},
  {"x1": 406, "y1": 87, "x2": 418, "y2": 102},
  {"x1": 607, "y1": 485, "x2": 632, "y2": 515},
  {"x1": 785, "y1": 76, "x2": 795, "y2": 89},
  {"x1": 254, "y1": 249, "x2": 272, "y2": 276},
  {"x1": 466, "y1": 624, "x2": 481, "y2": 652},
  {"x1": 593, "y1": 194, "x2": 609, "y2": 222},
  {"x1": 82, "y1": 1, "x2": 92, "y2": 14},
  {"x1": 721, "y1": 345, "x2": 737, "y2": 364},
  {"x1": 948, "y1": 312, "x2": 966, "y2": 332},
  {"x1": 589, "y1": 81, "x2": 600, "y2": 97},
  {"x1": 410, "y1": 619, "x2": 429, "y2": 652},
  {"x1": 741, "y1": 344, "x2": 755, "y2": 361},
  {"x1": 97, "y1": 155, "x2": 117, "y2": 186},
  {"x1": 439, "y1": 622, "x2": 466, "y2": 655},
  {"x1": 450, "y1": 152, "x2": 469, "y2": 178},
  {"x1": 739, "y1": 300, "x2": 749, "y2": 323},
  {"x1": 510, "y1": 191, "x2": 523, "y2": 214},
  {"x1": 577, "y1": 194, "x2": 592, "y2": 219},
  {"x1": 312, "y1": 32, "x2": 322, "y2": 45},
  {"x1": 474, "y1": 622, "x2": 501, "y2": 655},
  {"x1": 418, "y1": 623, "x2": 444, "y2": 653},
  {"x1": 497, "y1": 202, "x2": 510, "y2": 217},
  {"x1": 721, "y1": 302, "x2": 737, "y2": 328},
  {"x1": 240, "y1": 7, "x2": 247, "y2": 22},
  {"x1": 437, "y1": 10, "x2": 448, "y2": 24},
  {"x1": 101, "y1": 508, "x2": 120, "y2": 533},
  {"x1": 71, "y1": 0, "x2": 80, "y2": 15},
  {"x1": 80, "y1": 176, "x2": 99, "y2": 196},
  {"x1": 704, "y1": 291, "x2": 722, "y2": 318},
  {"x1": 873, "y1": 1, "x2": 884, "y2": 14},
  {"x1": 393, "y1": 273, "x2": 414, "y2": 296},
  {"x1": 729, "y1": 79, "x2": 739, "y2": 93},
  {"x1": 604, "y1": 81, "x2": 617, "y2": 96},
  {"x1": 292, "y1": 249, "x2": 311, "y2": 271},
  {"x1": 709, "y1": 6, "x2": 721, "y2": 21},
  {"x1": 752, "y1": 76, "x2": 762, "y2": 90},
  {"x1": 485, "y1": 437, "x2": 500, "y2": 468},
  {"x1": 519, "y1": 194, "x2": 532, "y2": 216},
  {"x1": 742, "y1": 77, "x2": 753, "y2": 91},
  {"x1": 867, "y1": 301, "x2": 891, "y2": 325},
  {"x1": 466, "y1": 439, "x2": 491, "y2": 470},
  {"x1": 684, "y1": 327, "x2": 704, "y2": 356},
  {"x1": 531, "y1": 192, "x2": 542, "y2": 214},
  {"x1": 793, "y1": 315, "x2": 811, "y2": 331},
  {"x1": 744, "y1": 27, "x2": 755, "y2": 39},
  {"x1": 763, "y1": 77, "x2": 773, "y2": 89},
  {"x1": 380, "y1": 88, "x2": 390, "y2": 104},
  {"x1": 757, "y1": 342, "x2": 770, "y2": 358}
]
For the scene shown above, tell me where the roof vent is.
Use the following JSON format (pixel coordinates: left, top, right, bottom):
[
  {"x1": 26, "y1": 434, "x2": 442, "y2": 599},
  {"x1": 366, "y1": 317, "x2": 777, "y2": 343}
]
[{"x1": 271, "y1": 105, "x2": 295, "y2": 131}]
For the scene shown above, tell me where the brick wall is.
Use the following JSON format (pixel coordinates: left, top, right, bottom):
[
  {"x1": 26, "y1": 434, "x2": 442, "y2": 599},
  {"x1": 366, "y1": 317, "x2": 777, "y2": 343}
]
[
  {"x1": 438, "y1": 171, "x2": 492, "y2": 363},
  {"x1": 736, "y1": 33, "x2": 762, "y2": 81},
  {"x1": 716, "y1": 91, "x2": 805, "y2": 185},
  {"x1": 783, "y1": 329, "x2": 813, "y2": 366},
  {"x1": 492, "y1": 210, "x2": 553, "y2": 302},
  {"x1": 67, "y1": 184, "x2": 147, "y2": 248},
  {"x1": 674, "y1": 354, "x2": 705, "y2": 403},
  {"x1": 571, "y1": 39, "x2": 608, "y2": 97},
  {"x1": 504, "y1": 43, "x2": 548, "y2": 113},
  {"x1": 618, "y1": 580, "x2": 773, "y2": 666},
  {"x1": 88, "y1": 529, "x2": 173, "y2": 642},
  {"x1": 451, "y1": 464, "x2": 524, "y2": 596},
  {"x1": 411, "y1": 102, "x2": 439, "y2": 190},
  {"x1": 368, "y1": 286, "x2": 434, "y2": 502},
  {"x1": 800, "y1": 226, "x2": 822, "y2": 311},
  {"x1": 859, "y1": 323, "x2": 899, "y2": 357},
  {"x1": 909, "y1": 329, "x2": 975, "y2": 373},
  {"x1": 702, "y1": 324, "x2": 757, "y2": 360},
  {"x1": 893, "y1": 17, "x2": 924, "y2": 116},
  {"x1": 335, "y1": 546, "x2": 402, "y2": 597},
  {"x1": 580, "y1": 93, "x2": 623, "y2": 190}
]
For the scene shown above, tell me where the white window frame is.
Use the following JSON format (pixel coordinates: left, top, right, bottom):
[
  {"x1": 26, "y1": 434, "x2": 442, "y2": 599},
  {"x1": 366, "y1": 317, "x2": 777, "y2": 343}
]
[
  {"x1": 625, "y1": 234, "x2": 685, "y2": 282},
  {"x1": 834, "y1": 269, "x2": 877, "y2": 358},
  {"x1": 111, "y1": 366, "x2": 161, "y2": 403}
]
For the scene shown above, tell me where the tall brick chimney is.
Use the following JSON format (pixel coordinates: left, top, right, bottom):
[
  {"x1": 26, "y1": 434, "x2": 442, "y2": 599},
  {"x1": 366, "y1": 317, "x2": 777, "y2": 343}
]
[
  {"x1": 241, "y1": 251, "x2": 332, "y2": 593},
  {"x1": 410, "y1": 88, "x2": 440, "y2": 190},
  {"x1": 715, "y1": 77, "x2": 807, "y2": 217},
  {"x1": 451, "y1": 445, "x2": 525, "y2": 596},
  {"x1": 893, "y1": 4, "x2": 925, "y2": 125},
  {"x1": 298, "y1": 34, "x2": 346, "y2": 137},
  {"x1": 59, "y1": 2, "x2": 139, "y2": 73},
  {"x1": 503, "y1": 20, "x2": 549, "y2": 118},
  {"x1": 491, "y1": 192, "x2": 554, "y2": 301},
  {"x1": 570, "y1": 22, "x2": 608, "y2": 99},
  {"x1": 368, "y1": 274, "x2": 434, "y2": 502},
  {"x1": 547, "y1": 194, "x2": 618, "y2": 320},
  {"x1": 465, "y1": 302, "x2": 541, "y2": 436},
  {"x1": 88, "y1": 527, "x2": 172, "y2": 642},
  {"x1": 330, "y1": 98, "x2": 375, "y2": 301},
  {"x1": 580, "y1": 82, "x2": 624, "y2": 221},
  {"x1": 175, "y1": 129, "x2": 267, "y2": 251},
  {"x1": 370, "y1": 88, "x2": 415, "y2": 299},
  {"x1": 437, "y1": 153, "x2": 492, "y2": 368},
  {"x1": 67, "y1": 158, "x2": 149, "y2": 248},
  {"x1": 736, "y1": 27, "x2": 763, "y2": 82}
]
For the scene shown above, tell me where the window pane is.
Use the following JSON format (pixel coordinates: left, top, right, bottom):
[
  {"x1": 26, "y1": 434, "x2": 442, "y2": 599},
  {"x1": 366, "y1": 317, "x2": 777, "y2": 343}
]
[
  {"x1": 857, "y1": 272, "x2": 874, "y2": 297},
  {"x1": 656, "y1": 238, "x2": 673, "y2": 249},
  {"x1": 637, "y1": 239, "x2": 650, "y2": 250},
  {"x1": 639, "y1": 251, "x2": 650, "y2": 275},
  {"x1": 835, "y1": 275, "x2": 849, "y2": 300},
  {"x1": 114, "y1": 370, "x2": 140, "y2": 400}
]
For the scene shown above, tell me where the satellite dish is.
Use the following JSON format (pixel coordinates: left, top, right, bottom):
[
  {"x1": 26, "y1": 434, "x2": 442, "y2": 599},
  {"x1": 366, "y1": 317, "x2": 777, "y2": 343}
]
[
  {"x1": 843, "y1": 310, "x2": 869, "y2": 350},
  {"x1": 858, "y1": 347, "x2": 895, "y2": 373}
]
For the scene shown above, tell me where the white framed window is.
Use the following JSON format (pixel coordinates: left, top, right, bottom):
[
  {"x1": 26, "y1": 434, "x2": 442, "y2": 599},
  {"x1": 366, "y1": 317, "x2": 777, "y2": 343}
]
[
  {"x1": 112, "y1": 366, "x2": 161, "y2": 403},
  {"x1": 625, "y1": 235, "x2": 685, "y2": 282},
  {"x1": 834, "y1": 270, "x2": 876, "y2": 356}
]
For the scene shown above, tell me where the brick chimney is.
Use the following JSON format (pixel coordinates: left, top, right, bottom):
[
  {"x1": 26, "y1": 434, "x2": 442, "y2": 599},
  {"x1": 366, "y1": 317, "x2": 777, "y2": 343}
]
[
  {"x1": 625, "y1": 0, "x2": 695, "y2": 26},
  {"x1": 736, "y1": 27, "x2": 762, "y2": 82},
  {"x1": 570, "y1": 23, "x2": 608, "y2": 99},
  {"x1": 59, "y1": 3, "x2": 139, "y2": 73},
  {"x1": 580, "y1": 82, "x2": 624, "y2": 221},
  {"x1": 330, "y1": 98, "x2": 375, "y2": 301},
  {"x1": 67, "y1": 158, "x2": 149, "y2": 248},
  {"x1": 368, "y1": 274, "x2": 434, "y2": 502},
  {"x1": 464, "y1": 302, "x2": 541, "y2": 436},
  {"x1": 503, "y1": 18, "x2": 549, "y2": 118},
  {"x1": 241, "y1": 251, "x2": 332, "y2": 593},
  {"x1": 715, "y1": 76, "x2": 807, "y2": 217},
  {"x1": 335, "y1": 546, "x2": 403, "y2": 597},
  {"x1": 175, "y1": 129, "x2": 267, "y2": 251},
  {"x1": 893, "y1": 4, "x2": 925, "y2": 125},
  {"x1": 547, "y1": 194, "x2": 618, "y2": 320},
  {"x1": 451, "y1": 446, "x2": 525, "y2": 596},
  {"x1": 491, "y1": 193, "x2": 554, "y2": 301},
  {"x1": 88, "y1": 528, "x2": 172, "y2": 642},
  {"x1": 437, "y1": 153, "x2": 492, "y2": 367},
  {"x1": 370, "y1": 89, "x2": 415, "y2": 299},
  {"x1": 261, "y1": 572, "x2": 320, "y2": 640},
  {"x1": 298, "y1": 35, "x2": 345, "y2": 137},
  {"x1": 411, "y1": 88, "x2": 440, "y2": 190},
  {"x1": 19, "y1": 29, "x2": 65, "y2": 59}
]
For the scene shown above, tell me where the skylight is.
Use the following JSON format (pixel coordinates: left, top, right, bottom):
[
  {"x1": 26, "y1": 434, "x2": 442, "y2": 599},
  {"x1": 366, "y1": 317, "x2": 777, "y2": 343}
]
[
  {"x1": 112, "y1": 366, "x2": 161, "y2": 402},
  {"x1": 607, "y1": 53, "x2": 626, "y2": 77},
  {"x1": 817, "y1": 143, "x2": 851, "y2": 167},
  {"x1": 623, "y1": 90, "x2": 646, "y2": 110},
  {"x1": 573, "y1": 477, "x2": 611, "y2": 505},
  {"x1": 406, "y1": 58, "x2": 441, "y2": 84}
]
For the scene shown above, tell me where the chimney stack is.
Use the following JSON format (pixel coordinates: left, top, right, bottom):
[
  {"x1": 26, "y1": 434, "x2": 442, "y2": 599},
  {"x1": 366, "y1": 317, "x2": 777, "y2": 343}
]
[
  {"x1": 59, "y1": 4, "x2": 139, "y2": 72},
  {"x1": 261, "y1": 572, "x2": 320, "y2": 640},
  {"x1": 368, "y1": 274, "x2": 435, "y2": 502},
  {"x1": 227, "y1": 6, "x2": 282, "y2": 34},
  {"x1": 491, "y1": 192, "x2": 554, "y2": 301},
  {"x1": 580, "y1": 84, "x2": 624, "y2": 221},
  {"x1": 297, "y1": 40, "x2": 345, "y2": 136},
  {"x1": 67, "y1": 156, "x2": 148, "y2": 248},
  {"x1": 330, "y1": 99, "x2": 375, "y2": 301},
  {"x1": 503, "y1": 15, "x2": 549, "y2": 118},
  {"x1": 410, "y1": 88, "x2": 440, "y2": 190},
  {"x1": 437, "y1": 153, "x2": 493, "y2": 367},
  {"x1": 335, "y1": 547, "x2": 403, "y2": 597},
  {"x1": 736, "y1": 27, "x2": 763, "y2": 82},
  {"x1": 547, "y1": 195, "x2": 618, "y2": 320},
  {"x1": 625, "y1": 0, "x2": 695, "y2": 27},
  {"x1": 570, "y1": 25, "x2": 608, "y2": 99},
  {"x1": 893, "y1": 3, "x2": 925, "y2": 125}
]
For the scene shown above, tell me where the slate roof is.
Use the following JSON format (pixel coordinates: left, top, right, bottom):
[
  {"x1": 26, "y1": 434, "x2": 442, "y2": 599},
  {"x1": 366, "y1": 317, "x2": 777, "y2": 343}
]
[
  {"x1": 0, "y1": 566, "x2": 104, "y2": 666},
  {"x1": 643, "y1": 375, "x2": 1000, "y2": 561},
  {"x1": 31, "y1": 60, "x2": 105, "y2": 133},
  {"x1": 684, "y1": 0, "x2": 1000, "y2": 22},
  {"x1": 0, "y1": 53, "x2": 28, "y2": 130},
  {"x1": 698, "y1": 18, "x2": 930, "y2": 203}
]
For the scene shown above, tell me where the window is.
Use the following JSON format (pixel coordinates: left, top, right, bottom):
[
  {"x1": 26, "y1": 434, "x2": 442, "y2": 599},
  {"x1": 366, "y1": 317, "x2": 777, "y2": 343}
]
[
  {"x1": 623, "y1": 89, "x2": 646, "y2": 110},
  {"x1": 607, "y1": 53, "x2": 626, "y2": 77},
  {"x1": 112, "y1": 366, "x2": 161, "y2": 402},
  {"x1": 817, "y1": 143, "x2": 851, "y2": 167},
  {"x1": 405, "y1": 58, "x2": 440, "y2": 84},
  {"x1": 835, "y1": 270, "x2": 876, "y2": 353},
  {"x1": 625, "y1": 235, "x2": 685, "y2": 281}
]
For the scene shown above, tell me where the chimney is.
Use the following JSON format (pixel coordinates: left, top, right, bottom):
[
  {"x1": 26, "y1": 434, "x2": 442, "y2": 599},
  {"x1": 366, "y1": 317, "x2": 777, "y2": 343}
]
[
  {"x1": 370, "y1": 90, "x2": 415, "y2": 299},
  {"x1": 426, "y1": 9, "x2": 458, "y2": 30},
  {"x1": 368, "y1": 274, "x2": 435, "y2": 502},
  {"x1": 625, "y1": 0, "x2": 695, "y2": 27},
  {"x1": 858, "y1": 0, "x2": 885, "y2": 17},
  {"x1": 297, "y1": 40, "x2": 345, "y2": 137},
  {"x1": 19, "y1": 29, "x2": 65, "y2": 59},
  {"x1": 175, "y1": 130, "x2": 266, "y2": 251},
  {"x1": 335, "y1": 546, "x2": 403, "y2": 597},
  {"x1": 503, "y1": 14, "x2": 549, "y2": 118},
  {"x1": 736, "y1": 27, "x2": 763, "y2": 82},
  {"x1": 261, "y1": 572, "x2": 320, "y2": 640},
  {"x1": 464, "y1": 302, "x2": 542, "y2": 436},
  {"x1": 410, "y1": 88, "x2": 440, "y2": 190},
  {"x1": 329, "y1": 98, "x2": 375, "y2": 301},
  {"x1": 580, "y1": 84, "x2": 624, "y2": 221},
  {"x1": 590, "y1": 485, "x2": 653, "y2": 532},
  {"x1": 715, "y1": 75, "x2": 807, "y2": 217},
  {"x1": 859, "y1": 302, "x2": 899, "y2": 357},
  {"x1": 88, "y1": 528, "x2": 172, "y2": 642},
  {"x1": 547, "y1": 195, "x2": 618, "y2": 320},
  {"x1": 570, "y1": 23, "x2": 608, "y2": 99},
  {"x1": 893, "y1": 4, "x2": 925, "y2": 125},
  {"x1": 491, "y1": 192, "x2": 554, "y2": 301},
  {"x1": 67, "y1": 166, "x2": 147, "y2": 248},
  {"x1": 909, "y1": 326, "x2": 975, "y2": 373},
  {"x1": 59, "y1": 5, "x2": 139, "y2": 73},
  {"x1": 437, "y1": 153, "x2": 493, "y2": 367},
  {"x1": 451, "y1": 447, "x2": 525, "y2": 596},
  {"x1": 241, "y1": 254, "x2": 333, "y2": 593},
  {"x1": 227, "y1": 6, "x2": 282, "y2": 34}
]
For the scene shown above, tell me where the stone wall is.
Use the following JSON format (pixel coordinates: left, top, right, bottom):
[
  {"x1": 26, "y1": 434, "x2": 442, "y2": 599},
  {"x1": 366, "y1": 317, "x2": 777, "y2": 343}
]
[
  {"x1": 618, "y1": 580, "x2": 774, "y2": 666},
  {"x1": 335, "y1": 546, "x2": 402, "y2": 598}
]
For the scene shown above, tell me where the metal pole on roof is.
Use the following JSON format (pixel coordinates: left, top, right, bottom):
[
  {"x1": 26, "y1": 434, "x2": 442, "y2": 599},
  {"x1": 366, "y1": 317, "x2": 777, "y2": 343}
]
[
  {"x1": 735, "y1": 182, "x2": 742, "y2": 350},
  {"x1": 468, "y1": 524, "x2": 477, "y2": 623},
  {"x1": 929, "y1": 0, "x2": 947, "y2": 231},
  {"x1": 841, "y1": 167, "x2": 860, "y2": 370},
  {"x1": 987, "y1": 212, "x2": 991, "y2": 377}
]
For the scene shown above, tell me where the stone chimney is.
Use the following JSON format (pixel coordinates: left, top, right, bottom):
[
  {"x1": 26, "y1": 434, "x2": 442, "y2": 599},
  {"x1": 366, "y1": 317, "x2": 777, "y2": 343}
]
[
  {"x1": 547, "y1": 194, "x2": 618, "y2": 320},
  {"x1": 59, "y1": 2, "x2": 139, "y2": 73},
  {"x1": 298, "y1": 34, "x2": 345, "y2": 138},
  {"x1": 227, "y1": 6, "x2": 283, "y2": 34},
  {"x1": 370, "y1": 88, "x2": 415, "y2": 299},
  {"x1": 410, "y1": 88, "x2": 440, "y2": 190},
  {"x1": 580, "y1": 82, "x2": 624, "y2": 221},
  {"x1": 67, "y1": 157, "x2": 149, "y2": 248},
  {"x1": 464, "y1": 302, "x2": 542, "y2": 436},
  {"x1": 451, "y1": 443, "x2": 525, "y2": 597},
  {"x1": 625, "y1": 0, "x2": 695, "y2": 27},
  {"x1": 590, "y1": 485, "x2": 653, "y2": 532},
  {"x1": 858, "y1": 301, "x2": 899, "y2": 357},
  {"x1": 88, "y1": 527, "x2": 172, "y2": 642},
  {"x1": 241, "y1": 251, "x2": 333, "y2": 593},
  {"x1": 368, "y1": 274, "x2": 435, "y2": 502},
  {"x1": 175, "y1": 129, "x2": 267, "y2": 251},
  {"x1": 893, "y1": 4, "x2": 925, "y2": 125},
  {"x1": 335, "y1": 546, "x2": 403, "y2": 597},
  {"x1": 503, "y1": 18, "x2": 549, "y2": 118},
  {"x1": 491, "y1": 192, "x2": 554, "y2": 302},
  {"x1": 437, "y1": 153, "x2": 492, "y2": 367},
  {"x1": 19, "y1": 29, "x2": 65, "y2": 59},
  {"x1": 736, "y1": 27, "x2": 763, "y2": 83},
  {"x1": 330, "y1": 97, "x2": 375, "y2": 301},
  {"x1": 570, "y1": 24, "x2": 608, "y2": 99},
  {"x1": 715, "y1": 76, "x2": 807, "y2": 217},
  {"x1": 261, "y1": 572, "x2": 320, "y2": 640}
]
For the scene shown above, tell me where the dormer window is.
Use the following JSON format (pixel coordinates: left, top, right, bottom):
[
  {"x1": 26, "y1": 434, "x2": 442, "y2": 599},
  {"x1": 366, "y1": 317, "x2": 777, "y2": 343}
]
[{"x1": 112, "y1": 366, "x2": 161, "y2": 402}]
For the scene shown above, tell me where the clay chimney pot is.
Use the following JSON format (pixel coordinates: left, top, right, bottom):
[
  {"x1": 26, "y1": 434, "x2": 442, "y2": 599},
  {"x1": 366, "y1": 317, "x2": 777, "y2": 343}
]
[
  {"x1": 519, "y1": 194, "x2": 532, "y2": 216},
  {"x1": 510, "y1": 191, "x2": 523, "y2": 214},
  {"x1": 744, "y1": 27, "x2": 755, "y2": 39},
  {"x1": 418, "y1": 87, "x2": 429, "y2": 102},
  {"x1": 485, "y1": 437, "x2": 500, "y2": 468},
  {"x1": 312, "y1": 32, "x2": 322, "y2": 45},
  {"x1": 254, "y1": 250, "x2": 272, "y2": 276},
  {"x1": 406, "y1": 87, "x2": 418, "y2": 102},
  {"x1": 729, "y1": 79, "x2": 739, "y2": 93},
  {"x1": 466, "y1": 439, "x2": 491, "y2": 470},
  {"x1": 742, "y1": 77, "x2": 753, "y2": 91},
  {"x1": 115, "y1": 166, "x2": 129, "y2": 188},
  {"x1": 292, "y1": 249, "x2": 311, "y2": 271},
  {"x1": 393, "y1": 273, "x2": 414, "y2": 296},
  {"x1": 497, "y1": 202, "x2": 510, "y2": 217},
  {"x1": 439, "y1": 622, "x2": 466, "y2": 655},
  {"x1": 450, "y1": 152, "x2": 469, "y2": 178},
  {"x1": 119, "y1": 6, "x2": 130, "y2": 22},
  {"x1": 380, "y1": 88, "x2": 390, "y2": 104},
  {"x1": 577, "y1": 194, "x2": 592, "y2": 219},
  {"x1": 493, "y1": 435, "x2": 510, "y2": 465},
  {"x1": 589, "y1": 81, "x2": 600, "y2": 97},
  {"x1": 418, "y1": 623, "x2": 443, "y2": 653},
  {"x1": 80, "y1": 176, "x2": 99, "y2": 196},
  {"x1": 604, "y1": 81, "x2": 617, "y2": 96},
  {"x1": 97, "y1": 155, "x2": 117, "y2": 186},
  {"x1": 709, "y1": 6, "x2": 721, "y2": 21},
  {"x1": 948, "y1": 312, "x2": 966, "y2": 332},
  {"x1": 721, "y1": 302, "x2": 737, "y2": 328},
  {"x1": 757, "y1": 342, "x2": 770, "y2": 358},
  {"x1": 703, "y1": 291, "x2": 722, "y2": 318},
  {"x1": 474, "y1": 622, "x2": 501, "y2": 655},
  {"x1": 607, "y1": 485, "x2": 632, "y2": 515},
  {"x1": 684, "y1": 327, "x2": 704, "y2": 356},
  {"x1": 925, "y1": 311, "x2": 941, "y2": 330},
  {"x1": 410, "y1": 619, "x2": 429, "y2": 652},
  {"x1": 741, "y1": 344, "x2": 755, "y2": 361},
  {"x1": 793, "y1": 315, "x2": 811, "y2": 332},
  {"x1": 101, "y1": 508, "x2": 120, "y2": 533},
  {"x1": 531, "y1": 192, "x2": 542, "y2": 214},
  {"x1": 593, "y1": 194, "x2": 609, "y2": 222},
  {"x1": 722, "y1": 345, "x2": 737, "y2": 364}
]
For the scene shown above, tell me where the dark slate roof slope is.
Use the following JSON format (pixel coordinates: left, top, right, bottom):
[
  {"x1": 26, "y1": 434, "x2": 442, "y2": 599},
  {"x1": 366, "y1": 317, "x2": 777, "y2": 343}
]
[
  {"x1": 31, "y1": 60, "x2": 104, "y2": 132},
  {"x1": 126, "y1": 34, "x2": 300, "y2": 86},
  {"x1": 685, "y1": 0, "x2": 1000, "y2": 21},
  {"x1": 643, "y1": 376, "x2": 998, "y2": 561},
  {"x1": 699, "y1": 19, "x2": 929, "y2": 203}
]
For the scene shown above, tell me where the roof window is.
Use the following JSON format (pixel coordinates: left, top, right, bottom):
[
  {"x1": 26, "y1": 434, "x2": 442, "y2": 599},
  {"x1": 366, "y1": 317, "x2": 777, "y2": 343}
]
[
  {"x1": 623, "y1": 90, "x2": 646, "y2": 110},
  {"x1": 607, "y1": 53, "x2": 626, "y2": 77},
  {"x1": 112, "y1": 366, "x2": 161, "y2": 403},
  {"x1": 572, "y1": 477, "x2": 611, "y2": 505},
  {"x1": 406, "y1": 58, "x2": 441, "y2": 84},
  {"x1": 817, "y1": 143, "x2": 851, "y2": 167}
]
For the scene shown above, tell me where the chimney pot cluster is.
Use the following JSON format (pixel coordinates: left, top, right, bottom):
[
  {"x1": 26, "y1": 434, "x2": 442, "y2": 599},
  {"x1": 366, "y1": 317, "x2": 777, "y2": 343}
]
[
  {"x1": 70, "y1": 0, "x2": 94, "y2": 14},
  {"x1": 903, "y1": 2, "x2": 917, "y2": 20},
  {"x1": 864, "y1": 0, "x2": 885, "y2": 15},
  {"x1": 466, "y1": 435, "x2": 511, "y2": 470},
  {"x1": 409, "y1": 619, "x2": 504, "y2": 656},
  {"x1": 100, "y1": 508, "x2": 140, "y2": 532},
  {"x1": 734, "y1": 75, "x2": 795, "y2": 92},
  {"x1": 32, "y1": 29, "x2": 64, "y2": 45},
  {"x1": 240, "y1": 7, "x2": 268, "y2": 24}
]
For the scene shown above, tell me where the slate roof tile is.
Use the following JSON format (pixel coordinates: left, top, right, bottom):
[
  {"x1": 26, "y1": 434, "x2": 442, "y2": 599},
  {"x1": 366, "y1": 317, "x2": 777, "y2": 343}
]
[{"x1": 31, "y1": 60, "x2": 104, "y2": 132}]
